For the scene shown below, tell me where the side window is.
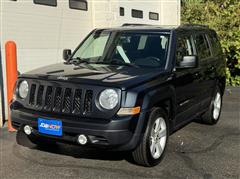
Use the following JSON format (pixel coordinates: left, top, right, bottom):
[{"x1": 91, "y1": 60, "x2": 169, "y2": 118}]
[
  {"x1": 194, "y1": 34, "x2": 211, "y2": 59},
  {"x1": 207, "y1": 33, "x2": 222, "y2": 56},
  {"x1": 176, "y1": 36, "x2": 194, "y2": 66}
]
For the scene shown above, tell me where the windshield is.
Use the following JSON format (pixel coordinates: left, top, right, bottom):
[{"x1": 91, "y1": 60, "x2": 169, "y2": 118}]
[
  {"x1": 72, "y1": 31, "x2": 110, "y2": 61},
  {"x1": 72, "y1": 31, "x2": 170, "y2": 69}
]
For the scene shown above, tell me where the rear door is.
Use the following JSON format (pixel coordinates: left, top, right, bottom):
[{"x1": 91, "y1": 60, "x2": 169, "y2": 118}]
[{"x1": 193, "y1": 33, "x2": 215, "y2": 110}]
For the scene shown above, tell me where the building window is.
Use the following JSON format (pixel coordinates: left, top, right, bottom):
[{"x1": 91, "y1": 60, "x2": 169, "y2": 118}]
[
  {"x1": 120, "y1": 7, "x2": 124, "y2": 16},
  {"x1": 69, "y1": 0, "x2": 88, "y2": 11},
  {"x1": 149, "y1": 12, "x2": 159, "y2": 21},
  {"x1": 132, "y1": 9, "x2": 143, "y2": 19},
  {"x1": 33, "y1": 0, "x2": 57, "y2": 7}
]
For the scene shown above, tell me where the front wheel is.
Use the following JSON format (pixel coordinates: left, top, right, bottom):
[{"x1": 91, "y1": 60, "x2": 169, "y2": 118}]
[
  {"x1": 131, "y1": 108, "x2": 169, "y2": 167},
  {"x1": 201, "y1": 86, "x2": 222, "y2": 125}
]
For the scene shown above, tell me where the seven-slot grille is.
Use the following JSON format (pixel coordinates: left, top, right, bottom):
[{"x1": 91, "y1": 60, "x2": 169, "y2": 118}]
[{"x1": 28, "y1": 83, "x2": 93, "y2": 115}]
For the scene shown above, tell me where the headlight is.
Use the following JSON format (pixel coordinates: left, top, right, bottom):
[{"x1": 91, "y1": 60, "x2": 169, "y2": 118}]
[
  {"x1": 99, "y1": 89, "x2": 119, "y2": 110},
  {"x1": 18, "y1": 80, "x2": 29, "y2": 99}
]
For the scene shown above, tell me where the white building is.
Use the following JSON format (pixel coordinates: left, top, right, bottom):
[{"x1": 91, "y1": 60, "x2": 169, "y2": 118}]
[{"x1": 0, "y1": 0, "x2": 180, "y2": 126}]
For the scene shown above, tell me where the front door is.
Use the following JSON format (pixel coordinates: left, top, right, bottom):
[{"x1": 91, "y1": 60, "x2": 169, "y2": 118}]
[{"x1": 173, "y1": 34, "x2": 202, "y2": 127}]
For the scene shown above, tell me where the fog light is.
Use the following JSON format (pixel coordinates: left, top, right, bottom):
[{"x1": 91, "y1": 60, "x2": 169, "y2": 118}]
[
  {"x1": 24, "y1": 125, "x2": 32, "y2": 135},
  {"x1": 77, "y1": 134, "x2": 87, "y2": 145}
]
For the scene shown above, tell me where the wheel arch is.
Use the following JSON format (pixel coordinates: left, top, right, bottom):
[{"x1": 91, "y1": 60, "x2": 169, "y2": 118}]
[{"x1": 140, "y1": 85, "x2": 176, "y2": 133}]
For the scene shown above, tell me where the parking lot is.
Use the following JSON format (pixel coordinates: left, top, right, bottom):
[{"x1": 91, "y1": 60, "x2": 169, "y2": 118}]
[{"x1": 0, "y1": 87, "x2": 239, "y2": 179}]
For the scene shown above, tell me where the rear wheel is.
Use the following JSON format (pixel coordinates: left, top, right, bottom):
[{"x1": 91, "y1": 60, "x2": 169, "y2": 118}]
[
  {"x1": 131, "y1": 107, "x2": 169, "y2": 167},
  {"x1": 201, "y1": 86, "x2": 222, "y2": 125}
]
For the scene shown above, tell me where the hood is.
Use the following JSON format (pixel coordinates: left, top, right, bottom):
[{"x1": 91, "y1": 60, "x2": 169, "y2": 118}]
[{"x1": 21, "y1": 63, "x2": 168, "y2": 90}]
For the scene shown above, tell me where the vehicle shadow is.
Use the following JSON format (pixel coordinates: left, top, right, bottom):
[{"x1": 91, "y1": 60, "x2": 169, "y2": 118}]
[{"x1": 16, "y1": 130, "x2": 135, "y2": 164}]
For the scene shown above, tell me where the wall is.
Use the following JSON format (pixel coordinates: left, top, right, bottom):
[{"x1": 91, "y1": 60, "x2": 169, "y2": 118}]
[
  {"x1": 92, "y1": 0, "x2": 180, "y2": 28},
  {"x1": 160, "y1": 0, "x2": 181, "y2": 25}
]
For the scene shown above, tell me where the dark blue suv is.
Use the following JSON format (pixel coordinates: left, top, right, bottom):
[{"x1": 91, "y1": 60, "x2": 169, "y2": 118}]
[{"x1": 11, "y1": 24, "x2": 226, "y2": 166}]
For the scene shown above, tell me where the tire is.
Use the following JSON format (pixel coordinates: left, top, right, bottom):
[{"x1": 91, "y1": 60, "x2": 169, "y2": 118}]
[
  {"x1": 201, "y1": 86, "x2": 222, "y2": 125},
  {"x1": 131, "y1": 107, "x2": 169, "y2": 167}
]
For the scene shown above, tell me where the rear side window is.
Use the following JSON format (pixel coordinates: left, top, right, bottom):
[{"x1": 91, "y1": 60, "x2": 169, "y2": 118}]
[
  {"x1": 193, "y1": 34, "x2": 211, "y2": 59},
  {"x1": 207, "y1": 33, "x2": 222, "y2": 56},
  {"x1": 176, "y1": 36, "x2": 194, "y2": 66}
]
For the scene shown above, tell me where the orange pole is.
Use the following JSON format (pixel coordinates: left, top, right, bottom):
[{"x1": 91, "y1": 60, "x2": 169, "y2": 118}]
[{"x1": 5, "y1": 41, "x2": 17, "y2": 132}]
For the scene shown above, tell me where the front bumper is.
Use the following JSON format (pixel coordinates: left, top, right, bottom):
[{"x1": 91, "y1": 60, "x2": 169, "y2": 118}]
[{"x1": 11, "y1": 106, "x2": 149, "y2": 151}]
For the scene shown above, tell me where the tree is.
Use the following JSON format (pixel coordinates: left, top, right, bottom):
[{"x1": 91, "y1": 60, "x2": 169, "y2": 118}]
[{"x1": 181, "y1": 0, "x2": 240, "y2": 86}]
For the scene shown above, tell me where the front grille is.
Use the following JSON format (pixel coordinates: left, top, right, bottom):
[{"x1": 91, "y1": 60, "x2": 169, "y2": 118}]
[
  {"x1": 29, "y1": 84, "x2": 36, "y2": 105},
  {"x1": 44, "y1": 86, "x2": 53, "y2": 111},
  {"x1": 84, "y1": 90, "x2": 93, "y2": 114},
  {"x1": 36, "y1": 85, "x2": 44, "y2": 106},
  {"x1": 53, "y1": 87, "x2": 62, "y2": 113},
  {"x1": 62, "y1": 88, "x2": 72, "y2": 113},
  {"x1": 73, "y1": 89, "x2": 82, "y2": 115},
  {"x1": 28, "y1": 84, "x2": 93, "y2": 115}
]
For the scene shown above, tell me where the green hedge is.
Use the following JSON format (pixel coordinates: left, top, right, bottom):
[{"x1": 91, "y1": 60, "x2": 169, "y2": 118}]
[{"x1": 181, "y1": 0, "x2": 240, "y2": 86}]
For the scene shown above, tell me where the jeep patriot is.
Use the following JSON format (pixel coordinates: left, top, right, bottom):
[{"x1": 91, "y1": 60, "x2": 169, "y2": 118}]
[{"x1": 11, "y1": 24, "x2": 226, "y2": 167}]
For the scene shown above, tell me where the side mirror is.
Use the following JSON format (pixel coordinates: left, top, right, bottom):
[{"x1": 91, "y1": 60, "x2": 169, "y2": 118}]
[
  {"x1": 179, "y1": 56, "x2": 198, "y2": 68},
  {"x1": 63, "y1": 49, "x2": 72, "y2": 61}
]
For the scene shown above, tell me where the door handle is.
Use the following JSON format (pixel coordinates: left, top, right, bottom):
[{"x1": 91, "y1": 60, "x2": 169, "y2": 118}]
[{"x1": 194, "y1": 72, "x2": 201, "y2": 79}]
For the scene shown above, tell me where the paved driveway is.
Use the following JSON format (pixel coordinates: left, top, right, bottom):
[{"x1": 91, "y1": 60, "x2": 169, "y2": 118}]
[{"x1": 0, "y1": 87, "x2": 239, "y2": 179}]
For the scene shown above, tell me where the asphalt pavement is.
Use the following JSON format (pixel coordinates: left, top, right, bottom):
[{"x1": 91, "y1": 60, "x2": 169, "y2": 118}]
[{"x1": 0, "y1": 87, "x2": 239, "y2": 179}]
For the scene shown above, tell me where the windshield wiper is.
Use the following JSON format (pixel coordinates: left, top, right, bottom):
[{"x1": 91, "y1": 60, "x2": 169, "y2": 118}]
[{"x1": 96, "y1": 61, "x2": 139, "y2": 68}]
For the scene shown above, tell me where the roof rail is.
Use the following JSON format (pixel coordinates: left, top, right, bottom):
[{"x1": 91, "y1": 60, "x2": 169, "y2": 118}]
[
  {"x1": 181, "y1": 24, "x2": 209, "y2": 28},
  {"x1": 121, "y1": 23, "x2": 153, "y2": 27}
]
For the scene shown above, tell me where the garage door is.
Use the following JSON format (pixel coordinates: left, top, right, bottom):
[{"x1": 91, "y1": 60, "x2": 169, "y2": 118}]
[
  {"x1": 0, "y1": 91, "x2": 2, "y2": 127},
  {"x1": 0, "y1": 46, "x2": 4, "y2": 127}
]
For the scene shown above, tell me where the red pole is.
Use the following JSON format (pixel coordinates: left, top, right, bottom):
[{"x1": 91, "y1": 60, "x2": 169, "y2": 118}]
[{"x1": 5, "y1": 41, "x2": 17, "y2": 132}]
